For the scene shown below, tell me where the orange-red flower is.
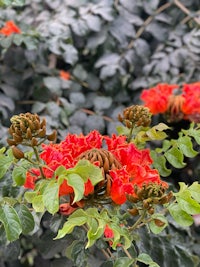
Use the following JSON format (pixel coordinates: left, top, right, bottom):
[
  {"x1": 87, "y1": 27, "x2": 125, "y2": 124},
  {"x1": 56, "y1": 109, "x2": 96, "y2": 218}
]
[
  {"x1": 182, "y1": 82, "x2": 200, "y2": 119},
  {"x1": 59, "y1": 70, "x2": 71, "y2": 80},
  {"x1": 25, "y1": 130, "x2": 167, "y2": 205},
  {"x1": 0, "y1": 21, "x2": 21, "y2": 36},
  {"x1": 140, "y1": 82, "x2": 200, "y2": 123},
  {"x1": 140, "y1": 83, "x2": 178, "y2": 114}
]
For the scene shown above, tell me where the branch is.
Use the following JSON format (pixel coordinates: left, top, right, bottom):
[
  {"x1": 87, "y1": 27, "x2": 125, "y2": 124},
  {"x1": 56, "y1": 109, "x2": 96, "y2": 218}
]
[{"x1": 174, "y1": 0, "x2": 200, "y2": 25}]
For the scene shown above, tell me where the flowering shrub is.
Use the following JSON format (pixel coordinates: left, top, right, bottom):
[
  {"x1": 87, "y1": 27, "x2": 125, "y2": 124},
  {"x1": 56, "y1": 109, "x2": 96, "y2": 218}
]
[
  {"x1": 1, "y1": 107, "x2": 200, "y2": 266},
  {"x1": 0, "y1": 0, "x2": 200, "y2": 266}
]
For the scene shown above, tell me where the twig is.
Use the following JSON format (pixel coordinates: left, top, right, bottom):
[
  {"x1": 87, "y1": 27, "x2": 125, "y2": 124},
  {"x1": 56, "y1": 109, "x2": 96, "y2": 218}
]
[
  {"x1": 127, "y1": 2, "x2": 172, "y2": 50},
  {"x1": 174, "y1": 0, "x2": 200, "y2": 25}
]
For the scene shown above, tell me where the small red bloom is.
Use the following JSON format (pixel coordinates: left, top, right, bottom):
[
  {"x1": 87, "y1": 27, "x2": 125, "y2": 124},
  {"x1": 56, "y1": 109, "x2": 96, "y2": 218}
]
[
  {"x1": 59, "y1": 203, "x2": 77, "y2": 216},
  {"x1": 0, "y1": 21, "x2": 21, "y2": 36},
  {"x1": 60, "y1": 70, "x2": 71, "y2": 80},
  {"x1": 140, "y1": 83, "x2": 178, "y2": 114},
  {"x1": 104, "y1": 225, "x2": 114, "y2": 239},
  {"x1": 24, "y1": 168, "x2": 40, "y2": 189}
]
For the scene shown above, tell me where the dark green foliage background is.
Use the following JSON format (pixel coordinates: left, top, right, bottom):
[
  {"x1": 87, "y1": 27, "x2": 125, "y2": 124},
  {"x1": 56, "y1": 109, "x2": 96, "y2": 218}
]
[{"x1": 0, "y1": 0, "x2": 200, "y2": 266}]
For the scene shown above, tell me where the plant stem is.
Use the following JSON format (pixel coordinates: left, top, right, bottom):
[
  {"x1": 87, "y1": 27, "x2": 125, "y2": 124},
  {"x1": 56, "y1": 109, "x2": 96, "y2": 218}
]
[
  {"x1": 129, "y1": 210, "x2": 147, "y2": 231},
  {"x1": 33, "y1": 146, "x2": 45, "y2": 179}
]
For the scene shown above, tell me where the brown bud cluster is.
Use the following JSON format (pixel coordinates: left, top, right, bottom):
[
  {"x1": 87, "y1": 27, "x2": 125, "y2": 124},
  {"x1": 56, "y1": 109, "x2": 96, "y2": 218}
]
[
  {"x1": 127, "y1": 183, "x2": 173, "y2": 216},
  {"x1": 78, "y1": 148, "x2": 122, "y2": 201},
  {"x1": 118, "y1": 105, "x2": 152, "y2": 128},
  {"x1": 7, "y1": 113, "x2": 57, "y2": 159}
]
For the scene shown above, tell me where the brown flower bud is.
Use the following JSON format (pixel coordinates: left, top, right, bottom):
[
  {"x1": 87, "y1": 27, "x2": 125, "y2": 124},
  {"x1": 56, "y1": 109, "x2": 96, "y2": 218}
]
[
  {"x1": 31, "y1": 137, "x2": 38, "y2": 147},
  {"x1": 7, "y1": 138, "x2": 17, "y2": 146},
  {"x1": 154, "y1": 219, "x2": 165, "y2": 227},
  {"x1": 47, "y1": 130, "x2": 57, "y2": 142},
  {"x1": 13, "y1": 133, "x2": 23, "y2": 143},
  {"x1": 38, "y1": 127, "x2": 46, "y2": 138},
  {"x1": 148, "y1": 207, "x2": 155, "y2": 215},
  {"x1": 40, "y1": 118, "x2": 46, "y2": 129},
  {"x1": 128, "y1": 208, "x2": 139, "y2": 216},
  {"x1": 12, "y1": 146, "x2": 24, "y2": 159},
  {"x1": 26, "y1": 128, "x2": 32, "y2": 140}
]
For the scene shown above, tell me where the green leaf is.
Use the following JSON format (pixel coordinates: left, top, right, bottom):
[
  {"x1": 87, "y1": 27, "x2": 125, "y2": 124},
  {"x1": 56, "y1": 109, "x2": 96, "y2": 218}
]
[
  {"x1": 12, "y1": 165, "x2": 26, "y2": 185},
  {"x1": 67, "y1": 159, "x2": 104, "y2": 186},
  {"x1": 24, "y1": 191, "x2": 37, "y2": 203},
  {"x1": 176, "y1": 191, "x2": 200, "y2": 215},
  {"x1": 137, "y1": 253, "x2": 159, "y2": 267},
  {"x1": 0, "y1": 204, "x2": 22, "y2": 241},
  {"x1": 185, "y1": 125, "x2": 200, "y2": 145},
  {"x1": 177, "y1": 136, "x2": 198, "y2": 158},
  {"x1": 14, "y1": 204, "x2": 34, "y2": 234},
  {"x1": 65, "y1": 173, "x2": 85, "y2": 203},
  {"x1": 42, "y1": 180, "x2": 59, "y2": 214},
  {"x1": 167, "y1": 203, "x2": 194, "y2": 227},
  {"x1": 164, "y1": 146, "x2": 186, "y2": 168},
  {"x1": 113, "y1": 257, "x2": 134, "y2": 267},
  {"x1": 55, "y1": 209, "x2": 87, "y2": 239},
  {"x1": 149, "y1": 213, "x2": 168, "y2": 234},
  {"x1": 150, "y1": 151, "x2": 171, "y2": 177},
  {"x1": 188, "y1": 182, "x2": 200, "y2": 202},
  {"x1": 86, "y1": 217, "x2": 105, "y2": 248},
  {"x1": 32, "y1": 195, "x2": 45, "y2": 213},
  {"x1": 0, "y1": 150, "x2": 14, "y2": 179},
  {"x1": 146, "y1": 126, "x2": 167, "y2": 140},
  {"x1": 0, "y1": 35, "x2": 13, "y2": 48}
]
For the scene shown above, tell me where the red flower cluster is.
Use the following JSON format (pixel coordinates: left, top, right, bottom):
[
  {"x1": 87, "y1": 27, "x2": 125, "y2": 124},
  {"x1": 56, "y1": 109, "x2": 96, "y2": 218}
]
[
  {"x1": 24, "y1": 130, "x2": 167, "y2": 205},
  {"x1": 140, "y1": 82, "x2": 200, "y2": 122},
  {"x1": 140, "y1": 84, "x2": 178, "y2": 114},
  {"x1": 0, "y1": 21, "x2": 21, "y2": 36}
]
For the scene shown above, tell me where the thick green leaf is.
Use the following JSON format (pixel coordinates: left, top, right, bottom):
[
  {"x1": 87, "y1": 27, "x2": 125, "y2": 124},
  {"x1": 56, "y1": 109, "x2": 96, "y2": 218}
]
[
  {"x1": 185, "y1": 126, "x2": 200, "y2": 145},
  {"x1": 67, "y1": 159, "x2": 104, "y2": 186},
  {"x1": 12, "y1": 165, "x2": 26, "y2": 185},
  {"x1": 150, "y1": 151, "x2": 171, "y2": 177},
  {"x1": 177, "y1": 136, "x2": 198, "y2": 158},
  {"x1": 32, "y1": 195, "x2": 45, "y2": 213},
  {"x1": 149, "y1": 213, "x2": 168, "y2": 234},
  {"x1": 176, "y1": 192, "x2": 200, "y2": 215},
  {"x1": 42, "y1": 180, "x2": 59, "y2": 214},
  {"x1": 86, "y1": 217, "x2": 105, "y2": 248},
  {"x1": 164, "y1": 146, "x2": 186, "y2": 168},
  {"x1": 188, "y1": 182, "x2": 200, "y2": 202},
  {"x1": 0, "y1": 152, "x2": 13, "y2": 179},
  {"x1": 55, "y1": 216, "x2": 87, "y2": 239},
  {"x1": 65, "y1": 173, "x2": 85, "y2": 203},
  {"x1": 24, "y1": 191, "x2": 37, "y2": 203},
  {"x1": 167, "y1": 203, "x2": 193, "y2": 227},
  {"x1": 146, "y1": 126, "x2": 167, "y2": 140},
  {"x1": 14, "y1": 204, "x2": 34, "y2": 234},
  {"x1": 0, "y1": 204, "x2": 22, "y2": 241},
  {"x1": 137, "y1": 253, "x2": 159, "y2": 267},
  {"x1": 113, "y1": 257, "x2": 134, "y2": 267}
]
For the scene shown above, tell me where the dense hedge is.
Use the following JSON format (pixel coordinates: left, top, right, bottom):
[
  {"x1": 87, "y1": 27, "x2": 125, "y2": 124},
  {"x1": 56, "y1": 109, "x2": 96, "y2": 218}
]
[{"x1": 0, "y1": 0, "x2": 200, "y2": 144}]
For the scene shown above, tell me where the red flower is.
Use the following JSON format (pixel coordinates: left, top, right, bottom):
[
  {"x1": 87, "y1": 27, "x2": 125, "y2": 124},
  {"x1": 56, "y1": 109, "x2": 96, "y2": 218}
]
[
  {"x1": 104, "y1": 225, "x2": 114, "y2": 239},
  {"x1": 60, "y1": 70, "x2": 71, "y2": 80},
  {"x1": 0, "y1": 21, "x2": 21, "y2": 36},
  {"x1": 24, "y1": 168, "x2": 40, "y2": 189},
  {"x1": 24, "y1": 130, "x2": 167, "y2": 205},
  {"x1": 182, "y1": 82, "x2": 200, "y2": 118},
  {"x1": 140, "y1": 83, "x2": 178, "y2": 114}
]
